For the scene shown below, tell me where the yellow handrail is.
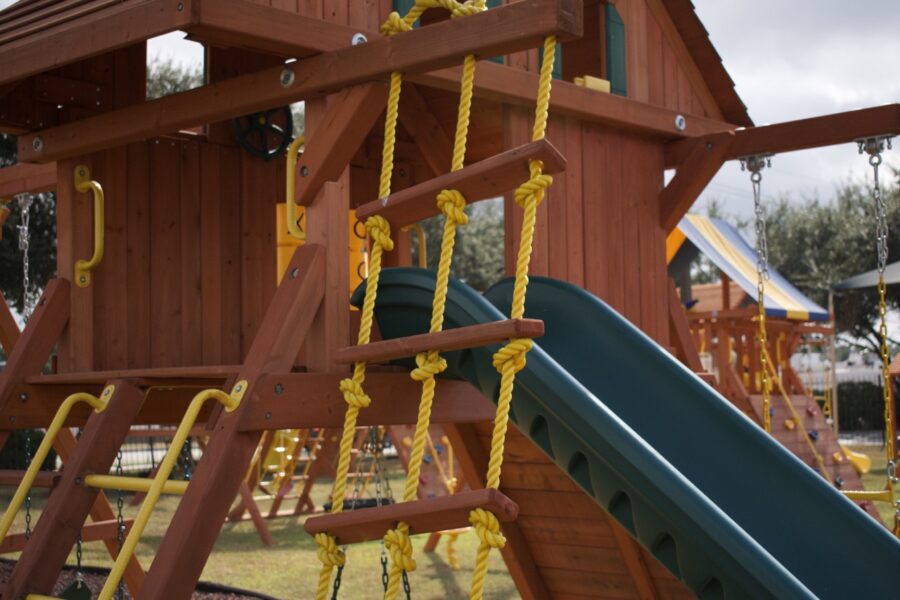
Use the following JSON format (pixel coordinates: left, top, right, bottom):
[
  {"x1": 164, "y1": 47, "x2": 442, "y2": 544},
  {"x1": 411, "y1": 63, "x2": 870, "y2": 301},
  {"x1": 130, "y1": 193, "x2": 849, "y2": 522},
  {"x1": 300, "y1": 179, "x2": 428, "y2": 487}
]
[
  {"x1": 84, "y1": 474, "x2": 189, "y2": 495},
  {"x1": 73, "y1": 165, "x2": 104, "y2": 288},
  {"x1": 0, "y1": 387, "x2": 112, "y2": 543},
  {"x1": 285, "y1": 136, "x2": 306, "y2": 241},
  {"x1": 401, "y1": 223, "x2": 427, "y2": 268},
  {"x1": 97, "y1": 382, "x2": 245, "y2": 600}
]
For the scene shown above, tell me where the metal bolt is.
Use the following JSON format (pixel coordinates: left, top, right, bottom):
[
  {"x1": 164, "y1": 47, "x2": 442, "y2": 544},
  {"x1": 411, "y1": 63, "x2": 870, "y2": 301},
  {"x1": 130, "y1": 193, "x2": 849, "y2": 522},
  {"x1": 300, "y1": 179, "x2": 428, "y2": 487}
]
[
  {"x1": 352, "y1": 33, "x2": 368, "y2": 46},
  {"x1": 280, "y1": 68, "x2": 296, "y2": 88},
  {"x1": 300, "y1": 166, "x2": 309, "y2": 177},
  {"x1": 398, "y1": 168, "x2": 407, "y2": 177},
  {"x1": 234, "y1": 384, "x2": 243, "y2": 393},
  {"x1": 32, "y1": 137, "x2": 43, "y2": 153},
  {"x1": 79, "y1": 275, "x2": 87, "y2": 284},
  {"x1": 274, "y1": 383, "x2": 284, "y2": 395},
  {"x1": 78, "y1": 167, "x2": 86, "y2": 177},
  {"x1": 290, "y1": 267, "x2": 300, "y2": 279},
  {"x1": 705, "y1": 142, "x2": 714, "y2": 150},
  {"x1": 674, "y1": 114, "x2": 686, "y2": 132},
  {"x1": 75, "y1": 477, "x2": 83, "y2": 486},
  {"x1": 177, "y1": 2, "x2": 184, "y2": 10},
  {"x1": 8, "y1": 416, "x2": 14, "y2": 424},
  {"x1": 19, "y1": 393, "x2": 27, "y2": 402},
  {"x1": 265, "y1": 412, "x2": 272, "y2": 421}
]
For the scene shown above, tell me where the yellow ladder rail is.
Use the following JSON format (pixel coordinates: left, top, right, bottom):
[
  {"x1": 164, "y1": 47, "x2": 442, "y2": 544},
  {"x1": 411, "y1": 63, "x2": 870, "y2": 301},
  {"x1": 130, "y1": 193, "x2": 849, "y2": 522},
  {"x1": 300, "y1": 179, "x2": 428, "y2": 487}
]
[
  {"x1": 97, "y1": 383, "x2": 245, "y2": 600},
  {"x1": 84, "y1": 474, "x2": 189, "y2": 495},
  {"x1": 0, "y1": 387, "x2": 113, "y2": 543}
]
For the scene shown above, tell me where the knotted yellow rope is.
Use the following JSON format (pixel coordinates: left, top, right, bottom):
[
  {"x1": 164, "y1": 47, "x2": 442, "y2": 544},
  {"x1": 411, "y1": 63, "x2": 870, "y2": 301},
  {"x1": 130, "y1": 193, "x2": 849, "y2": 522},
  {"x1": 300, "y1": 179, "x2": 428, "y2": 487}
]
[
  {"x1": 314, "y1": 51, "x2": 402, "y2": 600},
  {"x1": 382, "y1": 3, "x2": 484, "y2": 598},
  {"x1": 468, "y1": 35, "x2": 556, "y2": 600}
]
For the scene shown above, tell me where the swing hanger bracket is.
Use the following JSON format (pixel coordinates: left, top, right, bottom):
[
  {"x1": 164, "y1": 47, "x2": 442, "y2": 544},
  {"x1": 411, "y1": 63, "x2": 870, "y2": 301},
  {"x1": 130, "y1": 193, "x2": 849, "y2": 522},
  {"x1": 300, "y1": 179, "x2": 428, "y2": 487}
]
[
  {"x1": 855, "y1": 135, "x2": 894, "y2": 163},
  {"x1": 739, "y1": 153, "x2": 774, "y2": 175}
]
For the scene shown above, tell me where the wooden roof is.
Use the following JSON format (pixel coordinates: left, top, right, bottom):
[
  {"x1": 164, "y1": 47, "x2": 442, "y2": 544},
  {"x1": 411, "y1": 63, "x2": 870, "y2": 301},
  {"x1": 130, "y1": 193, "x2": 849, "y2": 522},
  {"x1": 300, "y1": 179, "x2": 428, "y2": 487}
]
[
  {"x1": 688, "y1": 281, "x2": 750, "y2": 313},
  {"x1": 661, "y1": 0, "x2": 753, "y2": 127}
]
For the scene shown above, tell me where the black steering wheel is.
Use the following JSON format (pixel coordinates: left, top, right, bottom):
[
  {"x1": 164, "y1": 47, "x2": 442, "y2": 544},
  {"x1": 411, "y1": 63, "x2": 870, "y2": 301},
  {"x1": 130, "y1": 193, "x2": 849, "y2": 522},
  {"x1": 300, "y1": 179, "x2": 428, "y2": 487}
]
[{"x1": 231, "y1": 106, "x2": 294, "y2": 161}]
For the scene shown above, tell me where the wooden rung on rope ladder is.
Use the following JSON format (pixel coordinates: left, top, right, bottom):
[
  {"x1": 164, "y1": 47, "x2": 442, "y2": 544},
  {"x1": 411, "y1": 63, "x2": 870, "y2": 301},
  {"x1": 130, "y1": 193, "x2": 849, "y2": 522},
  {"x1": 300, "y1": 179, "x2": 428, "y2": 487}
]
[
  {"x1": 334, "y1": 318, "x2": 544, "y2": 364},
  {"x1": 355, "y1": 139, "x2": 566, "y2": 228},
  {"x1": 305, "y1": 488, "x2": 517, "y2": 545}
]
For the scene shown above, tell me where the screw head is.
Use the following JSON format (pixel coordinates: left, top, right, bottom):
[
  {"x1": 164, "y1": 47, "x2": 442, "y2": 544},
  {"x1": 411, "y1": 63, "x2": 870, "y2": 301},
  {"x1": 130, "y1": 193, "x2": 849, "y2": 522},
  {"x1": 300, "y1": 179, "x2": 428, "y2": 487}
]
[
  {"x1": 75, "y1": 477, "x2": 83, "y2": 486},
  {"x1": 235, "y1": 383, "x2": 243, "y2": 393},
  {"x1": 352, "y1": 33, "x2": 368, "y2": 45},
  {"x1": 265, "y1": 411, "x2": 272, "y2": 421},
  {"x1": 8, "y1": 416, "x2": 15, "y2": 424},
  {"x1": 274, "y1": 383, "x2": 284, "y2": 395},
  {"x1": 177, "y1": 1, "x2": 184, "y2": 10},
  {"x1": 300, "y1": 165, "x2": 309, "y2": 177},
  {"x1": 674, "y1": 114, "x2": 687, "y2": 132},
  {"x1": 32, "y1": 137, "x2": 43, "y2": 152},
  {"x1": 280, "y1": 68, "x2": 296, "y2": 88},
  {"x1": 290, "y1": 267, "x2": 300, "y2": 279},
  {"x1": 79, "y1": 275, "x2": 87, "y2": 284},
  {"x1": 19, "y1": 393, "x2": 27, "y2": 402}
]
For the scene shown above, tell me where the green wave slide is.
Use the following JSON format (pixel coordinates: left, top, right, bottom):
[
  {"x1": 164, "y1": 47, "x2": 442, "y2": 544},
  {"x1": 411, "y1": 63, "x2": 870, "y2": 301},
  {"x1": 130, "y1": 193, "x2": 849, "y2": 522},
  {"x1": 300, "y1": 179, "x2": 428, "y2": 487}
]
[{"x1": 353, "y1": 268, "x2": 900, "y2": 599}]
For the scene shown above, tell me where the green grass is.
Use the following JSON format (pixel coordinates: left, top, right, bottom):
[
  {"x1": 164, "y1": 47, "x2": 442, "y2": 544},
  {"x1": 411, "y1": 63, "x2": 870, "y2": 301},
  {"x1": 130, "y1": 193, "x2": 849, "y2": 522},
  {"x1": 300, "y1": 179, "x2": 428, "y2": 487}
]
[{"x1": 0, "y1": 463, "x2": 519, "y2": 599}]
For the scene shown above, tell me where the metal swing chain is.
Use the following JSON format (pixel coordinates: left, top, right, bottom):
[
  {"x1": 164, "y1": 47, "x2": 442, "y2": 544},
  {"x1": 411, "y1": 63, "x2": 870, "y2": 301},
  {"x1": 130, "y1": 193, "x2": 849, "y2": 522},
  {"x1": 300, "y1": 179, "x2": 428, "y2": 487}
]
[
  {"x1": 742, "y1": 155, "x2": 773, "y2": 432},
  {"x1": 180, "y1": 437, "x2": 194, "y2": 480},
  {"x1": 16, "y1": 193, "x2": 36, "y2": 319},
  {"x1": 23, "y1": 428, "x2": 32, "y2": 540},
  {"x1": 75, "y1": 428, "x2": 85, "y2": 589},
  {"x1": 115, "y1": 449, "x2": 126, "y2": 600},
  {"x1": 859, "y1": 136, "x2": 900, "y2": 531}
]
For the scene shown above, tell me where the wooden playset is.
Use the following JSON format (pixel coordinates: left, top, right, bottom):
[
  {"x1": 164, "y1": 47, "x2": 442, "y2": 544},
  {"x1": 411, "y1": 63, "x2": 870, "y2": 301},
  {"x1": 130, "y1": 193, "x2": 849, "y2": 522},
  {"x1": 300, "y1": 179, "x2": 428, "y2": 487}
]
[{"x1": 0, "y1": 0, "x2": 899, "y2": 598}]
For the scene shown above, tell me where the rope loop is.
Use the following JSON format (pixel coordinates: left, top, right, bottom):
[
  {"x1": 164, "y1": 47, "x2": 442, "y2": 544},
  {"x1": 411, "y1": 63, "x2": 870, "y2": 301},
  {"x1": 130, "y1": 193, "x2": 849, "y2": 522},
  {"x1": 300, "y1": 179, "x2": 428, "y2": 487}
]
[
  {"x1": 315, "y1": 533, "x2": 346, "y2": 568},
  {"x1": 365, "y1": 215, "x2": 394, "y2": 251},
  {"x1": 410, "y1": 351, "x2": 448, "y2": 382},
  {"x1": 436, "y1": 189, "x2": 469, "y2": 225},
  {"x1": 380, "y1": 11, "x2": 412, "y2": 36},
  {"x1": 469, "y1": 508, "x2": 506, "y2": 549},
  {"x1": 514, "y1": 166, "x2": 552, "y2": 208},
  {"x1": 339, "y1": 378, "x2": 371, "y2": 409},
  {"x1": 384, "y1": 528, "x2": 417, "y2": 572},
  {"x1": 492, "y1": 338, "x2": 533, "y2": 374}
]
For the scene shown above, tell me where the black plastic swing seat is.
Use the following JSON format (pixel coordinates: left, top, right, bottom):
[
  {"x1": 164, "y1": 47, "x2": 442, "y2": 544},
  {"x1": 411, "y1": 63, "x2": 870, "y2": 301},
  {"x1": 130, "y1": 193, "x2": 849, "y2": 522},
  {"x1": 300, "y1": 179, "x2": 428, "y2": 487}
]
[
  {"x1": 305, "y1": 488, "x2": 518, "y2": 545},
  {"x1": 322, "y1": 497, "x2": 395, "y2": 512}
]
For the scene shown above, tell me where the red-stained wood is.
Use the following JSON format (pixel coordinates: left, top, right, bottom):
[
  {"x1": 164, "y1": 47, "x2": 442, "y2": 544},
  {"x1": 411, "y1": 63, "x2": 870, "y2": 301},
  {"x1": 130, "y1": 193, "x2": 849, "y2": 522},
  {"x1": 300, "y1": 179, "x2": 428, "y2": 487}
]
[
  {"x1": 18, "y1": 0, "x2": 582, "y2": 163},
  {"x1": 237, "y1": 480, "x2": 274, "y2": 546},
  {"x1": 240, "y1": 373, "x2": 495, "y2": 430},
  {"x1": 180, "y1": 141, "x2": 203, "y2": 366},
  {"x1": 125, "y1": 142, "x2": 151, "y2": 369},
  {"x1": 0, "y1": 469, "x2": 57, "y2": 488},
  {"x1": 334, "y1": 318, "x2": 544, "y2": 365},
  {"x1": 0, "y1": 161, "x2": 56, "y2": 197},
  {"x1": 563, "y1": 118, "x2": 584, "y2": 287},
  {"x1": 398, "y1": 84, "x2": 454, "y2": 177},
  {"x1": 0, "y1": 518, "x2": 133, "y2": 555},
  {"x1": 659, "y1": 131, "x2": 735, "y2": 231},
  {"x1": 667, "y1": 280, "x2": 703, "y2": 373},
  {"x1": 305, "y1": 488, "x2": 517, "y2": 544},
  {"x1": 357, "y1": 140, "x2": 565, "y2": 228},
  {"x1": 608, "y1": 517, "x2": 661, "y2": 600},
  {"x1": 139, "y1": 245, "x2": 325, "y2": 599},
  {"x1": 4, "y1": 380, "x2": 147, "y2": 598},
  {"x1": 665, "y1": 104, "x2": 900, "y2": 167},
  {"x1": 24, "y1": 364, "x2": 241, "y2": 385},
  {"x1": 295, "y1": 83, "x2": 387, "y2": 206},
  {"x1": 0, "y1": 292, "x2": 20, "y2": 356}
]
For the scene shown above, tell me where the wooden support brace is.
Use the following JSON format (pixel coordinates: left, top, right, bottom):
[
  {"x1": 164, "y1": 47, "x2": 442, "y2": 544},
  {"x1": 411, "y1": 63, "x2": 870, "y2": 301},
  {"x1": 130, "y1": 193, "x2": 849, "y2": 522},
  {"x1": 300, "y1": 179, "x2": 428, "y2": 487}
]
[
  {"x1": 3, "y1": 380, "x2": 147, "y2": 599},
  {"x1": 666, "y1": 279, "x2": 703, "y2": 373},
  {"x1": 294, "y1": 83, "x2": 388, "y2": 206},
  {"x1": 18, "y1": 0, "x2": 582, "y2": 163},
  {"x1": 399, "y1": 84, "x2": 455, "y2": 177},
  {"x1": 139, "y1": 245, "x2": 325, "y2": 599},
  {"x1": 664, "y1": 104, "x2": 900, "y2": 167},
  {"x1": 658, "y1": 131, "x2": 734, "y2": 232},
  {"x1": 0, "y1": 162, "x2": 57, "y2": 198},
  {"x1": 239, "y1": 373, "x2": 496, "y2": 431},
  {"x1": 608, "y1": 518, "x2": 660, "y2": 600},
  {"x1": 334, "y1": 318, "x2": 544, "y2": 364},
  {"x1": 356, "y1": 139, "x2": 566, "y2": 228},
  {"x1": 304, "y1": 488, "x2": 517, "y2": 545},
  {"x1": 0, "y1": 292, "x2": 20, "y2": 357},
  {"x1": 0, "y1": 519, "x2": 133, "y2": 555},
  {"x1": 0, "y1": 469, "x2": 57, "y2": 489}
]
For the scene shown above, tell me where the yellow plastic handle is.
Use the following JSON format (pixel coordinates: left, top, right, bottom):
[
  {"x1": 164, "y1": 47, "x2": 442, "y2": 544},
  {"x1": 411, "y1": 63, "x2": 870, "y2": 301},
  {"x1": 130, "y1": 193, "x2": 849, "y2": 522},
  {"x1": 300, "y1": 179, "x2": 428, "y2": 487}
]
[
  {"x1": 73, "y1": 165, "x2": 104, "y2": 288},
  {"x1": 285, "y1": 135, "x2": 306, "y2": 241},
  {"x1": 401, "y1": 223, "x2": 427, "y2": 268}
]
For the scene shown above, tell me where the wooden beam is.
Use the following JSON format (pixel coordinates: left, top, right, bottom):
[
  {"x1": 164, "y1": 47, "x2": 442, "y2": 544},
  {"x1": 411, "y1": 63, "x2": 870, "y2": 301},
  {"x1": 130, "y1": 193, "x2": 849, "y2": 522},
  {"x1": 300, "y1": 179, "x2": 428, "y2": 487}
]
[
  {"x1": 0, "y1": 518, "x2": 133, "y2": 555},
  {"x1": 0, "y1": 292, "x2": 20, "y2": 357},
  {"x1": 356, "y1": 140, "x2": 566, "y2": 228},
  {"x1": 240, "y1": 373, "x2": 496, "y2": 430},
  {"x1": 658, "y1": 131, "x2": 734, "y2": 231},
  {"x1": 140, "y1": 245, "x2": 326, "y2": 599},
  {"x1": 0, "y1": 0, "x2": 193, "y2": 87},
  {"x1": 335, "y1": 319, "x2": 543, "y2": 364},
  {"x1": 0, "y1": 469, "x2": 57, "y2": 489},
  {"x1": 295, "y1": 83, "x2": 387, "y2": 206},
  {"x1": 305, "y1": 488, "x2": 517, "y2": 545},
  {"x1": 443, "y1": 423, "x2": 550, "y2": 600},
  {"x1": 665, "y1": 104, "x2": 900, "y2": 167},
  {"x1": 399, "y1": 84, "x2": 454, "y2": 176},
  {"x1": 24, "y1": 364, "x2": 241, "y2": 386},
  {"x1": 666, "y1": 279, "x2": 703, "y2": 373},
  {"x1": 18, "y1": 0, "x2": 582, "y2": 162},
  {"x1": 608, "y1": 518, "x2": 660, "y2": 600},
  {"x1": 0, "y1": 162, "x2": 56, "y2": 198},
  {"x1": 4, "y1": 380, "x2": 148, "y2": 598}
]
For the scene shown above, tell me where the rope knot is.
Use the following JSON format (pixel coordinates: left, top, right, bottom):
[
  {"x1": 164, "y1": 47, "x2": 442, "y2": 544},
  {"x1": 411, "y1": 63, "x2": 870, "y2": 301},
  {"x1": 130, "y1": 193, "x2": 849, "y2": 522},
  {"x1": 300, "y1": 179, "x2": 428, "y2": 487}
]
[
  {"x1": 365, "y1": 215, "x2": 394, "y2": 251},
  {"x1": 514, "y1": 170, "x2": 553, "y2": 208},
  {"x1": 493, "y1": 338, "x2": 533, "y2": 374},
  {"x1": 436, "y1": 189, "x2": 469, "y2": 225},
  {"x1": 384, "y1": 528, "x2": 417, "y2": 572},
  {"x1": 469, "y1": 508, "x2": 506, "y2": 549},
  {"x1": 380, "y1": 11, "x2": 411, "y2": 36},
  {"x1": 410, "y1": 351, "x2": 447, "y2": 381},
  {"x1": 339, "y1": 378, "x2": 371, "y2": 409},
  {"x1": 315, "y1": 533, "x2": 346, "y2": 568},
  {"x1": 450, "y1": 0, "x2": 485, "y2": 18}
]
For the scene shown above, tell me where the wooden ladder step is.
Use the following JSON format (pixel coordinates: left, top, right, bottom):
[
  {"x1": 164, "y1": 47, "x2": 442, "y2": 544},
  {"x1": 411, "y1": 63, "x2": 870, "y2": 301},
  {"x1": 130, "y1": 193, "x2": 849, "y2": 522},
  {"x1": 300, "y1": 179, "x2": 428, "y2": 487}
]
[
  {"x1": 304, "y1": 488, "x2": 518, "y2": 545},
  {"x1": 24, "y1": 364, "x2": 242, "y2": 385},
  {"x1": 0, "y1": 518, "x2": 133, "y2": 555},
  {"x1": 355, "y1": 139, "x2": 565, "y2": 228},
  {"x1": 0, "y1": 469, "x2": 59, "y2": 489},
  {"x1": 335, "y1": 319, "x2": 544, "y2": 365}
]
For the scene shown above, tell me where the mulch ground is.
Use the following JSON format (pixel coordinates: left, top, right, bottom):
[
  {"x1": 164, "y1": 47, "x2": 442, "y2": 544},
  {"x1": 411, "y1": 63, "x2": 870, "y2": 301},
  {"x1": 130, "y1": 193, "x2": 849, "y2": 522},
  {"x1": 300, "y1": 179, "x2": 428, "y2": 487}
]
[{"x1": 0, "y1": 559, "x2": 278, "y2": 599}]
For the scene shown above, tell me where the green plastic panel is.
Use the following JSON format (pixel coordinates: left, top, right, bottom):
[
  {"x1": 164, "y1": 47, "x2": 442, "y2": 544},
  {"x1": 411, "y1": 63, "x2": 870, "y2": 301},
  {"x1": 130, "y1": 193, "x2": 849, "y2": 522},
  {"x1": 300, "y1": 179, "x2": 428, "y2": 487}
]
[
  {"x1": 604, "y1": 4, "x2": 627, "y2": 96},
  {"x1": 352, "y1": 269, "x2": 900, "y2": 599},
  {"x1": 537, "y1": 42, "x2": 563, "y2": 80}
]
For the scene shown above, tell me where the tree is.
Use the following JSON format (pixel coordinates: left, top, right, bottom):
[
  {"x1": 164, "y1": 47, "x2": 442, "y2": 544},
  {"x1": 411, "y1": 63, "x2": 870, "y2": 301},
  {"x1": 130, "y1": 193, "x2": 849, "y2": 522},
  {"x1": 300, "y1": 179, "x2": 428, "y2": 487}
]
[{"x1": 146, "y1": 58, "x2": 203, "y2": 100}]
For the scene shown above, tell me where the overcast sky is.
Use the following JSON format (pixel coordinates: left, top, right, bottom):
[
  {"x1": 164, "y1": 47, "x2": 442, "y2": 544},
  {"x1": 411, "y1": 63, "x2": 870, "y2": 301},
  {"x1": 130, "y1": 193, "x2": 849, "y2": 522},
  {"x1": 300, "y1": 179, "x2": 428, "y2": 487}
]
[{"x1": 2, "y1": 0, "x2": 897, "y2": 217}]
